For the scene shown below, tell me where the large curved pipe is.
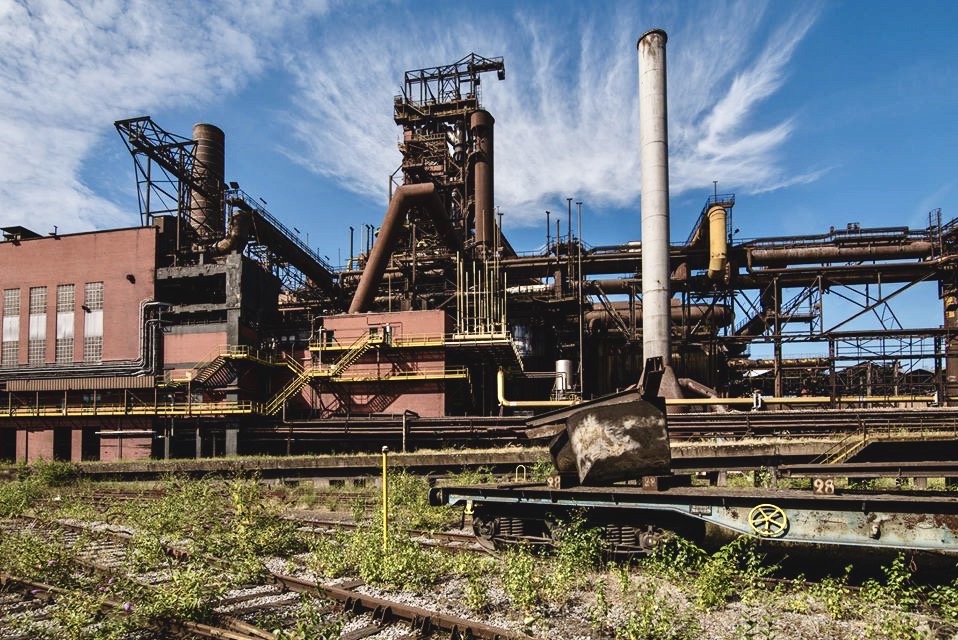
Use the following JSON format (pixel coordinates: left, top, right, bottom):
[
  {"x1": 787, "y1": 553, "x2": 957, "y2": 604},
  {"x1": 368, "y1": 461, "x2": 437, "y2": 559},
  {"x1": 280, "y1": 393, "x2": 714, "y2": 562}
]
[
  {"x1": 212, "y1": 208, "x2": 251, "y2": 255},
  {"x1": 497, "y1": 368, "x2": 578, "y2": 408},
  {"x1": 707, "y1": 204, "x2": 727, "y2": 281},
  {"x1": 350, "y1": 183, "x2": 455, "y2": 313}
]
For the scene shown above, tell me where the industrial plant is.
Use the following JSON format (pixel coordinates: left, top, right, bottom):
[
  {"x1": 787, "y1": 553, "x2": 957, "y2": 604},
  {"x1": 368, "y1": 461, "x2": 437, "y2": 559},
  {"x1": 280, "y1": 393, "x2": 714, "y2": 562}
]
[{"x1": 1, "y1": 33, "x2": 955, "y2": 465}]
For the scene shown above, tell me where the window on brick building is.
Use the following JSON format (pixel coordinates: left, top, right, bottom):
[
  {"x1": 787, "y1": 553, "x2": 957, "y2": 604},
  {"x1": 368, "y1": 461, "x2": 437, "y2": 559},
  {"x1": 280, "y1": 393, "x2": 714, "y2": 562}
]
[
  {"x1": 1, "y1": 288, "x2": 19, "y2": 368},
  {"x1": 83, "y1": 282, "x2": 103, "y2": 363},
  {"x1": 56, "y1": 284, "x2": 75, "y2": 364},
  {"x1": 28, "y1": 286, "x2": 46, "y2": 366}
]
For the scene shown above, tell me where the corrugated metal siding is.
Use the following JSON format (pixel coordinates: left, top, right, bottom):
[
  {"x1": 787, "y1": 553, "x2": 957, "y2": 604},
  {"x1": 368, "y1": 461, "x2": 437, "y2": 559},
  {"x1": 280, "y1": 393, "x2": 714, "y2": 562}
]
[{"x1": 6, "y1": 375, "x2": 156, "y2": 392}]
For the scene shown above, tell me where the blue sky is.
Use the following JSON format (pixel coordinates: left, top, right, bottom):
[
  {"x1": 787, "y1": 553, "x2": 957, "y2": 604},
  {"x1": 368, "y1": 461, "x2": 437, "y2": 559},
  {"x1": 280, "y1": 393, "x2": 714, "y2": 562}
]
[{"x1": 2, "y1": 1, "x2": 956, "y2": 284}]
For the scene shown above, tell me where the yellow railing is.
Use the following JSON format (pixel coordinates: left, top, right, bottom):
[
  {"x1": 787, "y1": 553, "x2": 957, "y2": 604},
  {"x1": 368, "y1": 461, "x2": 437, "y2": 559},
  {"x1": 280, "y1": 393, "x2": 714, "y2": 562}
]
[
  {"x1": 265, "y1": 371, "x2": 309, "y2": 415},
  {"x1": 283, "y1": 353, "x2": 305, "y2": 375},
  {"x1": 223, "y1": 345, "x2": 281, "y2": 367},
  {"x1": 168, "y1": 345, "x2": 285, "y2": 385},
  {"x1": 316, "y1": 367, "x2": 470, "y2": 383},
  {"x1": 310, "y1": 331, "x2": 524, "y2": 351},
  {"x1": 1, "y1": 400, "x2": 261, "y2": 418},
  {"x1": 392, "y1": 334, "x2": 446, "y2": 348}
]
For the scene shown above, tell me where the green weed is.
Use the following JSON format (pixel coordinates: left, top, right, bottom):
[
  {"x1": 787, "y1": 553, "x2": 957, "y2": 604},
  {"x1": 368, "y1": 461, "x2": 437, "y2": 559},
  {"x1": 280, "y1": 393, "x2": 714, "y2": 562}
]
[
  {"x1": 271, "y1": 597, "x2": 344, "y2": 640},
  {"x1": 502, "y1": 544, "x2": 541, "y2": 613},
  {"x1": 616, "y1": 581, "x2": 700, "y2": 640},
  {"x1": 810, "y1": 565, "x2": 856, "y2": 620}
]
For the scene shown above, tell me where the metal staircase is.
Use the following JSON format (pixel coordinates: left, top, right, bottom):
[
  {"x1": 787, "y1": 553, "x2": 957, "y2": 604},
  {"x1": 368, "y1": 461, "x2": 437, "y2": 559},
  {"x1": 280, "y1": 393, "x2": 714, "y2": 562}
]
[
  {"x1": 315, "y1": 332, "x2": 384, "y2": 379},
  {"x1": 264, "y1": 355, "x2": 309, "y2": 415},
  {"x1": 264, "y1": 332, "x2": 385, "y2": 415},
  {"x1": 813, "y1": 423, "x2": 957, "y2": 464},
  {"x1": 815, "y1": 431, "x2": 870, "y2": 464}
]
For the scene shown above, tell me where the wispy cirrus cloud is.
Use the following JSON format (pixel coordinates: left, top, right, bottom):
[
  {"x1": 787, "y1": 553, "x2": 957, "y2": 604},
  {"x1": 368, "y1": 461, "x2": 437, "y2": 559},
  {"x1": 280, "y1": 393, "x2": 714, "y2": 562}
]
[
  {"x1": 1, "y1": 0, "x2": 822, "y2": 236},
  {"x1": 286, "y1": 1, "x2": 824, "y2": 227},
  {"x1": 0, "y1": 0, "x2": 330, "y2": 233}
]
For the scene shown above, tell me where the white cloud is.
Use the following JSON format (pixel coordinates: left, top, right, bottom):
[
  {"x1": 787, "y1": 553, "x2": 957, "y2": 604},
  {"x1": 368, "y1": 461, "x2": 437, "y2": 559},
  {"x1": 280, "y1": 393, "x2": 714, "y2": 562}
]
[
  {"x1": 286, "y1": 1, "x2": 823, "y2": 228},
  {"x1": 0, "y1": 0, "x2": 329, "y2": 233},
  {"x1": 0, "y1": 0, "x2": 821, "y2": 235}
]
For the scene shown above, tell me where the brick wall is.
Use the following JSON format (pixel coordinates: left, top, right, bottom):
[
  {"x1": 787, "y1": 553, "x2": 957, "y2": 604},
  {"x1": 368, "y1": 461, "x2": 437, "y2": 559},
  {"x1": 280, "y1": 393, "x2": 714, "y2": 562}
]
[
  {"x1": 0, "y1": 227, "x2": 157, "y2": 365},
  {"x1": 15, "y1": 429, "x2": 53, "y2": 461},
  {"x1": 163, "y1": 330, "x2": 228, "y2": 370},
  {"x1": 314, "y1": 310, "x2": 452, "y2": 417},
  {"x1": 99, "y1": 434, "x2": 153, "y2": 461}
]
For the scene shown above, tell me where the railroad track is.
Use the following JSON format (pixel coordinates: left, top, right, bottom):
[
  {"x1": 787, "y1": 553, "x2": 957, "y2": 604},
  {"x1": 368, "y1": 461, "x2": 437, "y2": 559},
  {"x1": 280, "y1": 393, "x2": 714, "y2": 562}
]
[
  {"x1": 287, "y1": 513, "x2": 484, "y2": 554},
  {"x1": 668, "y1": 406, "x2": 958, "y2": 440},
  {"x1": 74, "y1": 486, "x2": 381, "y2": 514},
  {"x1": 0, "y1": 515, "x2": 531, "y2": 639}
]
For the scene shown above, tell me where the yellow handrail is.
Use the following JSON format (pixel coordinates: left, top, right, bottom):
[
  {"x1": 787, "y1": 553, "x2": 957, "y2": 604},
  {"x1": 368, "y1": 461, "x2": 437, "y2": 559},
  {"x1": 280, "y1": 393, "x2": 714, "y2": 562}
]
[{"x1": 0, "y1": 400, "x2": 260, "y2": 418}]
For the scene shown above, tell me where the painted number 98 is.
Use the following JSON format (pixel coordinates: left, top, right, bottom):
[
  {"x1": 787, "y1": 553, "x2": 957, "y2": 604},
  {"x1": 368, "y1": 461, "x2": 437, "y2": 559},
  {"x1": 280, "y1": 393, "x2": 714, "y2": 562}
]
[{"x1": 812, "y1": 478, "x2": 835, "y2": 495}]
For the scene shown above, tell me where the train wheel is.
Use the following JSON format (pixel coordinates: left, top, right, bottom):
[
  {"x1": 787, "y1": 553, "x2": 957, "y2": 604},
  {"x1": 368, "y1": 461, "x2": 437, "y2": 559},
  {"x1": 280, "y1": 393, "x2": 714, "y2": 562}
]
[
  {"x1": 472, "y1": 511, "x2": 498, "y2": 553},
  {"x1": 638, "y1": 525, "x2": 667, "y2": 551}
]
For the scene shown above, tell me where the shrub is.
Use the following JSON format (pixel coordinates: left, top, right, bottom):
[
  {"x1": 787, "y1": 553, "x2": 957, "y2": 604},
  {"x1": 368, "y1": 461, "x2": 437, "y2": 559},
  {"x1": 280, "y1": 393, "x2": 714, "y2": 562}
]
[
  {"x1": 384, "y1": 471, "x2": 456, "y2": 531},
  {"x1": 0, "y1": 528, "x2": 78, "y2": 584},
  {"x1": 929, "y1": 573, "x2": 958, "y2": 621},
  {"x1": 642, "y1": 535, "x2": 706, "y2": 578},
  {"x1": 546, "y1": 514, "x2": 603, "y2": 602},
  {"x1": 272, "y1": 597, "x2": 344, "y2": 640},
  {"x1": 881, "y1": 553, "x2": 922, "y2": 611},
  {"x1": 616, "y1": 582, "x2": 700, "y2": 640},
  {"x1": 694, "y1": 551, "x2": 738, "y2": 610},
  {"x1": 450, "y1": 553, "x2": 495, "y2": 612},
  {"x1": 810, "y1": 565, "x2": 856, "y2": 620},
  {"x1": 308, "y1": 525, "x2": 448, "y2": 590},
  {"x1": 502, "y1": 544, "x2": 541, "y2": 613},
  {"x1": 133, "y1": 563, "x2": 226, "y2": 623},
  {"x1": 0, "y1": 478, "x2": 43, "y2": 517},
  {"x1": 588, "y1": 577, "x2": 609, "y2": 629},
  {"x1": 30, "y1": 460, "x2": 80, "y2": 487}
]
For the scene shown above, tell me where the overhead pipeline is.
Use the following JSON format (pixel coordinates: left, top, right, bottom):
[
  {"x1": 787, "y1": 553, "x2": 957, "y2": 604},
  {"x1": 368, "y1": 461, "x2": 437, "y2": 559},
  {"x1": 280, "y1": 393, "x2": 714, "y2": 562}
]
[{"x1": 746, "y1": 241, "x2": 934, "y2": 268}]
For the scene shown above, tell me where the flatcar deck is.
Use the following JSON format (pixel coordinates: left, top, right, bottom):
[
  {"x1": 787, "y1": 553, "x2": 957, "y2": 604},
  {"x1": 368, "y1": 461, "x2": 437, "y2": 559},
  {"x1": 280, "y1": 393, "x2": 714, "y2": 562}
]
[{"x1": 430, "y1": 482, "x2": 958, "y2": 555}]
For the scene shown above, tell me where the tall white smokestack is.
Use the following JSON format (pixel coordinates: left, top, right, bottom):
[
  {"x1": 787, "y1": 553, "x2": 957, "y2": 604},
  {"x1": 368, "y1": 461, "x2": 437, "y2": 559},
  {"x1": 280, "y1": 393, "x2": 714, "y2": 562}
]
[{"x1": 637, "y1": 28, "x2": 671, "y2": 365}]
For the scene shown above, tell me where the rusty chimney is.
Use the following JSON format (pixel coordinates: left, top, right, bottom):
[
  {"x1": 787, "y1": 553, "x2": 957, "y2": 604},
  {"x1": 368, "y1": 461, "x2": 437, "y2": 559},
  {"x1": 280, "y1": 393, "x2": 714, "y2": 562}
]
[
  {"x1": 471, "y1": 109, "x2": 495, "y2": 253},
  {"x1": 190, "y1": 123, "x2": 225, "y2": 239}
]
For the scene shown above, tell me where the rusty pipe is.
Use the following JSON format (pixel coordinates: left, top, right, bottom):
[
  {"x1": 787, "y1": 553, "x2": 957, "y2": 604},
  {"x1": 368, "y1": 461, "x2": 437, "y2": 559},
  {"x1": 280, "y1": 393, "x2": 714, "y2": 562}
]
[
  {"x1": 212, "y1": 208, "x2": 251, "y2": 255},
  {"x1": 746, "y1": 241, "x2": 933, "y2": 267},
  {"x1": 584, "y1": 304, "x2": 731, "y2": 331},
  {"x1": 349, "y1": 183, "x2": 453, "y2": 313}
]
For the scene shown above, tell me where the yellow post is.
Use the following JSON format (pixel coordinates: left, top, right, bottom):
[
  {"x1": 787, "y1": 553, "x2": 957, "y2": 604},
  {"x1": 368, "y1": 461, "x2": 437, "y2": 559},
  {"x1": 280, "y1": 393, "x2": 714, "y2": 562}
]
[{"x1": 381, "y1": 445, "x2": 389, "y2": 551}]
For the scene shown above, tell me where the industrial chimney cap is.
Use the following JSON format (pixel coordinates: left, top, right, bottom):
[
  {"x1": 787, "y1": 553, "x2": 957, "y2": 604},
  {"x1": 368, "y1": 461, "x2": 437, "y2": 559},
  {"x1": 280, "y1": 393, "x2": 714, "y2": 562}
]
[
  {"x1": 637, "y1": 28, "x2": 668, "y2": 48},
  {"x1": 192, "y1": 122, "x2": 225, "y2": 136}
]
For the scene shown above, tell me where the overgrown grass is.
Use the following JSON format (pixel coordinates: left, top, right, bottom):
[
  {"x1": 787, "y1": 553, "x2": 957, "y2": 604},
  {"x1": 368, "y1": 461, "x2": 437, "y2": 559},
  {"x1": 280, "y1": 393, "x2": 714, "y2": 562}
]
[
  {"x1": 0, "y1": 460, "x2": 83, "y2": 517},
  {"x1": 308, "y1": 525, "x2": 449, "y2": 590},
  {"x1": 3, "y1": 464, "x2": 956, "y2": 638}
]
